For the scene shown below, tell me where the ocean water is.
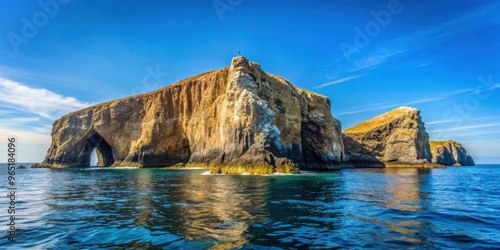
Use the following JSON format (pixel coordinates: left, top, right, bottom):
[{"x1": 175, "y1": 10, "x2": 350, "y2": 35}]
[{"x1": 0, "y1": 164, "x2": 499, "y2": 249}]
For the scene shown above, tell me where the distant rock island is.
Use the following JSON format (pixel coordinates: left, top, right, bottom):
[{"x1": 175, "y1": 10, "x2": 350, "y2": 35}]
[
  {"x1": 33, "y1": 56, "x2": 474, "y2": 173},
  {"x1": 430, "y1": 140, "x2": 475, "y2": 166},
  {"x1": 343, "y1": 106, "x2": 436, "y2": 168}
]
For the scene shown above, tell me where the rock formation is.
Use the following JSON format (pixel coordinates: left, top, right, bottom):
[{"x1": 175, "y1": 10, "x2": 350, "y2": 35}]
[
  {"x1": 343, "y1": 106, "x2": 434, "y2": 167},
  {"x1": 430, "y1": 140, "x2": 475, "y2": 166},
  {"x1": 33, "y1": 56, "x2": 344, "y2": 173}
]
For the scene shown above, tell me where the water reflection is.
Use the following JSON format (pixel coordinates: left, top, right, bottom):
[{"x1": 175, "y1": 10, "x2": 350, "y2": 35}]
[
  {"x1": 353, "y1": 168, "x2": 431, "y2": 244},
  {"x1": 382, "y1": 168, "x2": 425, "y2": 211},
  {"x1": 175, "y1": 175, "x2": 269, "y2": 249},
  {"x1": 256, "y1": 174, "x2": 347, "y2": 248},
  {"x1": 8, "y1": 166, "x2": 499, "y2": 249},
  {"x1": 131, "y1": 170, "x2": 153, "y2": 226},
  {"x1": 43, "y1": 169, "x2": 271, "y2": 248}
]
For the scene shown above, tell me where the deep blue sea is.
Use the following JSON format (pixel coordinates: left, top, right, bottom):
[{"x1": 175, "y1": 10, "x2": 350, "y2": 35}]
[{"x1": 1, "y1": 164, "x2": 499, "y2": 249}]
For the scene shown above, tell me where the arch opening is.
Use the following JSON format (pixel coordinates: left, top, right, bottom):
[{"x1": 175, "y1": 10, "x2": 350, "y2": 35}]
[
  {"x1": 78, "y1": 132, "x2": 115, "y2": 167},
  {"x1": 91, "y1": 149, "x2": 98, "y2": 166}
]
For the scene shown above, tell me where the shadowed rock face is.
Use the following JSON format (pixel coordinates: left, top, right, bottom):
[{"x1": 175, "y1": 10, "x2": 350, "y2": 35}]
[
  {"x1": 33, "y1": 56, "x2": 344, "y2": 173},
  {"x1": 430, "y1": 140, "x2": 475, "y2": 166},
  {"x1": 343, "y1": 106, "x2": 432, "y2": 165}
]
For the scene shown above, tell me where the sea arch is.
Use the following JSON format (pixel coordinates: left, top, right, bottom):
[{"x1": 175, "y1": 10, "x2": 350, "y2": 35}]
[{"x1": 69, "y1": 131, "x2": 115, "y2": 167}]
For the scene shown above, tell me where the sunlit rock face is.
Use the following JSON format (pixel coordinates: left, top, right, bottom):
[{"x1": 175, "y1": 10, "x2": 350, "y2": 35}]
[
  {"x1": 343, "y1": 106, "x2": 433, "y2": 166},
  {"x1": 430, "y1": 140, "x2": 475, "y2": 166},
  {"x1": 33, "y1": 56, "x2": 344, "y2": 173}
]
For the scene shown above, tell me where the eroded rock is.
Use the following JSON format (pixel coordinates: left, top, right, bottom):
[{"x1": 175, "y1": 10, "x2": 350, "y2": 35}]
[
  {"x1": 33, "y1": 57, "x2": 344, "y2": 174},
  {"x1": 343, "y1": 106, "x2": 434, "y2": 167},
  {"x1": 430, "y1": 140, "x2": 475, "y2": 166}
]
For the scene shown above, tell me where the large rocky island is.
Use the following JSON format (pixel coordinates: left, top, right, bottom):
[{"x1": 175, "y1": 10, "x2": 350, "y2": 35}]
[
  {"x1": 33, "y1": 56, "x2": 475, "y2": 173},
  {"x1": 33, "y1": 57, "x2": 344, "y2": 173}
]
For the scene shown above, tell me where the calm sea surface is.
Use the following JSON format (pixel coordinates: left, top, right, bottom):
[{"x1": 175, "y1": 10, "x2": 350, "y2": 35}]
[{"x1": 0, "y1": 164, "x2": 499, "y2": 249}]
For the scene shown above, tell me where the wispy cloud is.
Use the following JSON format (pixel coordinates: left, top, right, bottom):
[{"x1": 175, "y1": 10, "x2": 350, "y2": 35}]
[
  {"x1": 350, "y1": 50, "x2": 405, "y2": 72},
  {"x1": 428, "y1": 123, "x2": 500, "y2": 133},
  {"x1": 31, "y1": 124, "x2": 53, "y2": 134},
  {"x1": 431, "y1": 129, "x2": 500, "y2": 138},
  {"x1": 426, "y1": 116, "x2": 500, "y2": 126},
  {"x1": 0, "y1": 116, "x2": 40, "y2": 123},
  {"x1": 417, "y1": 61, "x2": 441, "y2": 68},
  {"x1": 0, "y1": 77, "x2": 91, "y2": 119},
  {"x1": 458, "y1": 139, "x2": 500, "y2": 155},
  {"x1": 0, "y1": 65, "x2": 122, "y2": 94},
  {"x1": 334, "y1": 103, "x2": 396, "y2": 116},
  {"x1": 485, "y1": 83, "x2": 500, "y2": 92},
  {"x1": 315, "y1": 74, "x2": 365, "y2": 88},
  {"x1": 333, "y1": 2, "x2": 500, "y2": 76},
  {"x1": 411, "y1": 2, "x2": 500, "y2": 46},
  {"x1": 0, "y1": 126, "x2": 51, "y2": 143},
  {"x1": 333, "y1": 86, "x2": 479, "y2": 116},
  {"x1": 334, "y1": 98, "x2": 440, "y2": 116},
  {"x1": 426, "y1": 120, "x2": 456, "y2": 125}
]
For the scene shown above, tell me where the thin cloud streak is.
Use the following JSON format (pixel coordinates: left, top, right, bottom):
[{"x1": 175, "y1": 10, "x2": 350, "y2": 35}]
[
  {"x1": 432, "y1": 129, "x2": 500, "y2": 138},
  {"x1": 350, "y1": 50, "x2": 405, "y2": 72},
  {"x1": 0, "y1": 65, "x2": 122, "y2": 94},
  {"x1": 315, "y1": 74, "x2": 365, "y2": 88},
  {"x1": 341, "y1": 2, "x2": 500, "y2": 75},
  {"x1": 334, "y1": 104, "x2": 396, "y2": 116},
  {"x1": 0, "y1": 77, "x2": 91, "y2": 119},
  {"x1": 0, "y1": 126, "x2": 51, "y2": 143},
  {"x1": 0, "y1": 117, "x2": 40, "y2": 123},
  {"x1": 426, "y1": 116, "x2": 500, "y2": 126},
  {"x1": 426, "y1": 120, "x2": 456, "y2": 125},
  {"x1": 334, "y1": 86, "x2": 479, "y2": 116},
  {"x1": 428, "y1": 123, "x2": 500, "y2": 133}
]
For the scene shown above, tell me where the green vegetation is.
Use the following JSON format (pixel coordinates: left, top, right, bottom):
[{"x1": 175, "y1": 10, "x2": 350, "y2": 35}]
[
  {"x1": 384, "y1": 162, "x2": 446, "y2": 169},
  {"x1": 429, "y1": 140, "x2": 448, "y2": 148},
  {"x1": 210, "y1": 163, "x2": 274, "y2": 174},
  {"x1": 209, "y1": 162, "x2": 300, "y2": 174},
  {"x1": 345, "y1": 107, "x2": 415, "y2": 133},
  {"x1": 274, "y1": 98, "x2": 286, "y2": 114}
]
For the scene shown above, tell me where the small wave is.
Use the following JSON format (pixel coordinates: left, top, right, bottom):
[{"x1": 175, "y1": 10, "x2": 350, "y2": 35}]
[
  {"x1": 85, "y1": 166, "x2": 140, "y2": 170},
  {"x1": 165, "y1": 167, "x2": 207, "y2": 170},
  {"x1": 84, "y1": 167, "x2": 109, "y2": 170},
  {"x1": 201, "y1": 171, "x2": 212, "y2": 175},
  {"x1": 272, "y1": 172, "x2": 299, "y2": 176}
]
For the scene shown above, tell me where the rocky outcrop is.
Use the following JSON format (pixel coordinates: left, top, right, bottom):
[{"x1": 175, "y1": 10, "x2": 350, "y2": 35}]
[
  {"x1": 430, "y1": 140, "x2": 475, "y2": 166},
  {"x1": 33, "y1": 56, "x2": 344, "y2": 173},
  {"x1": 343, "y1": 106, "x2": 435, "y2": 167}
]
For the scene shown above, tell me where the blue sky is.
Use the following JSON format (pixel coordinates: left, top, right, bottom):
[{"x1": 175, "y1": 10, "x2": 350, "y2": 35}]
[{"x1": 0, "y1": 0, "x2": 499, "y2": 163}]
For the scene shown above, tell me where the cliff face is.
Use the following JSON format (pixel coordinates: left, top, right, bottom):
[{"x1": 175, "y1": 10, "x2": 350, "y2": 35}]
[
  {"x1": 343, "y1": 106, "x2": 432, "y2": 165},
  {"x1": 33, "y1": 56, "x2": 344, "y2": 173},
  {"x1": 430, "y1": 140, "x2": 475, "y2": 166}
]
